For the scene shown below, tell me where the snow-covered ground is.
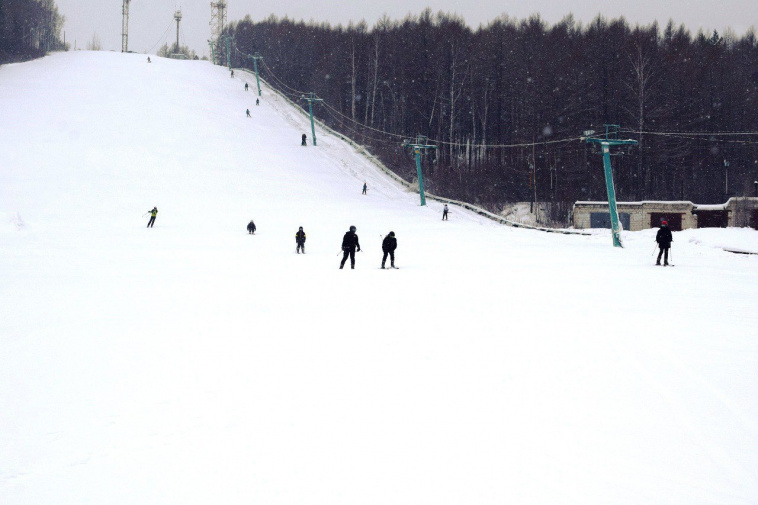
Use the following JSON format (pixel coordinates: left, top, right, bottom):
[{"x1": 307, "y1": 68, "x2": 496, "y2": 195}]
[{"x1": 1, "y1": 51, "x2": 757, "y2": 505}]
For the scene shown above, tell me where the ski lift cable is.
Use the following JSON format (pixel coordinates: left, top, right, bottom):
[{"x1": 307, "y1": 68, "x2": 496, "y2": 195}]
[
  {"x1": 243, "y1": 53, "x2": 612, "y2": 150},
  {"x1": 620, "y1": 130, "x2": 758, "y2": 145},
  {"x1": 320, "y1": 107, "x2": 400, "y2": 146},
  {"x1": 148, "y1": 18, "x2": 176, "y2": 53},
  {"x1": 259, "y1": 59, "x2": 310, "y2": 96},
  {"x1": 320, "y1": 101, "x2": 406, "y2": 139},
  {"x1": 621, "y1": 129, "x2": 758, "y2": 137}
]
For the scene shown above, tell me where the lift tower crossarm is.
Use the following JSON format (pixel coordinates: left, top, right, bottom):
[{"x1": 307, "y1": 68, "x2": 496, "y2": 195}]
[{"x1": 583, "y1": 125, "x2": 638, "y2": 247}]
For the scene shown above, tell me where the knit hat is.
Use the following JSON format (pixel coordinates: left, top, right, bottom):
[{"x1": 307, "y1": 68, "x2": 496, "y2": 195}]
[{"x1": 662, "y1": 220, "x2": 668, "y2": 225}]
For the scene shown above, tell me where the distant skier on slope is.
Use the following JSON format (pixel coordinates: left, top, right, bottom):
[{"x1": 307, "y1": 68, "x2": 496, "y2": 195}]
[
  {"x1": 301, "y1": 133, "x2": 307, "y2": 146},
  {"x1": 381, "y1": 231, "x2": 397, "y2": 269},
  {"x1": 247, "y1": 220, "x2": 256, "y2": 234},
  {"x1": 296, "y1": 226, "x2": 306, "y2": 253},
  {"x1": 442, "y1": 204, "x2": 449, "y2": 220},
  {"x1": 246, "y1": 109, "x2": 251, "y2": 118},
  {"x1": 362, "y1": 181, "x2": 367, "y2": 195},
  {"x1": 231, "y1": 69, "x2": 234, "y2": 78},
  {"x1": 256, "y1": 98, "x2": 260, "y2": 106},
  {"x1": 245, "y1": 82, "x2": 249, "y2": 91},
  {"x1": 339, "y1": 225, "x2": 361, "y2": 269},
  {"x1": 147, "y1": 56, "x2": 151, "y2": 63},
  {"x1": 655, "y1": 220, "x2": 673, "y2": 266},
  {"x1": 146, "y1": 207, "x2": 158, "y2": 228}
]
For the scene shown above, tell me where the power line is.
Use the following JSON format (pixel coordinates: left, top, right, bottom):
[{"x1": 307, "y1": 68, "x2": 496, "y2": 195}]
[
  {"x1": 623, "y1": 130, "x2": 758, "y2": 137},
  {"x1": 147, "y1": 18, "x2": 175, "y2": 53}
]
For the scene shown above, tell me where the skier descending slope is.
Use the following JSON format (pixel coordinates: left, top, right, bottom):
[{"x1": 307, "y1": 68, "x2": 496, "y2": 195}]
[
  {"x1": 339, "y1": 226, "x2": 361, "y2": 269},
  {"x1": 381, "y1": 231, "x2": 397, "y2": 269},
  {"x1": 146, "y1": 207, "x2": 158, "y2": 228},
  {"x1": 247, "y1": 220, "x2": 256, "y2": 234}
]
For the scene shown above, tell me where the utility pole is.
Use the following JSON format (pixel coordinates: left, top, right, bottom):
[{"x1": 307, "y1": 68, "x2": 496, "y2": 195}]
[
  {"x1": 529, "y1": 158, "x2": 535, "y2": 213},
  {"x1": 403, "y1": 135, "x2": 437, "y2": 206},
  {"x1": 208, "y1": 40, "x2": 215, "y2": 64},
  {"x1": 723, "y1": 159, "x2": 729, "y2": 200},
  {"x1": 121, "y1": 0, "x2": 131, "y2": 53},
  {"x1": 250, "y1": 52, "x2": 263, "y2": 96},
  {"x1": 301, "y1": 93, "x2": 324, "y2": 146},
  {"x1": 583, "y1": 125, "x2": 638, "y2": 248}
]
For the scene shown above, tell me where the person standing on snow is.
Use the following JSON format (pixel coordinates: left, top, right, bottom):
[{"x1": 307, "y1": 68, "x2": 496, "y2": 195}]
[
  {"x1": 146, "y1": 207, "x2": 158, "y2": 228},
  {"x1": 381, "y1": 231, "x2": 397, "y2": 269},
  {"x1": 442, "y1": 204, "x2": 449, "y2": 220},
  {"x1": 256, "y1": 98, "x2": 260, "y2": 106},
  {"x1": 296, "y1": 226, "x2": 306, "y2": 253},
  {"x1": 339, "y1": 225, "x2": 361, "y2": 269},
  {"x1": 247, "y1": 220, "x2": 256, "y2": 234},
  {"x1": 362, "y1": 182, "x2": 367, "y2": 195},
  {"x1": 655, "y1": 220, "x2": 673, "y2": 266},
  {"x1": 301, "y1": 133, "x2": 307, "y2": 146},
  {"x1": 246, "y1": 109, "x2": 251, "y2": 118},
  {"x1": 245, "y1": 82, "x2": 249, "y2": 91}
]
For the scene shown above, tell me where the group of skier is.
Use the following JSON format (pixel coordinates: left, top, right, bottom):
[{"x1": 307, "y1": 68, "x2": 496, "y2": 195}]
[
  {"x1": 146, "y1": 207, "x2": 673, "y2": 267},
  {"x1": 337, "y1": 226, "x2": 397, "y2": 269}
]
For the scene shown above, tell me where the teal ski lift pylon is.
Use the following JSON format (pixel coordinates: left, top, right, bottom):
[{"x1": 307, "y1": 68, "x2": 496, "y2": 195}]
[
  {"x1": 582, "y1": 125, "x2": 638, "y2": 247},
  {"x1": 402, "y1": 135, "x2": 436, "y2": 206}
]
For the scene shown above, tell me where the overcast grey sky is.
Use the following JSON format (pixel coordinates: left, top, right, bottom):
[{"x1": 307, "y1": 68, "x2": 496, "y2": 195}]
[{"x1": 55, "y1": 0, "x2": 755, "y2": 57}]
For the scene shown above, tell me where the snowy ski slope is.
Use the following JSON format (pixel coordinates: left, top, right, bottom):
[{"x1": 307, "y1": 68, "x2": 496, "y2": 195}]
[{"x1": 1, "y1": 51, "x2": 757, "y2": 505}]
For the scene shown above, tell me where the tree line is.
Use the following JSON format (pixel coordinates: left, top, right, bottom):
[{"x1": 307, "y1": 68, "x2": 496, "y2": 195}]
[
  {"x1": 224, "y1": 12, "x2": 757, "y2": 223},
  {"x1": 0, "y1": 0, "x2": 66, "y2": 63}
]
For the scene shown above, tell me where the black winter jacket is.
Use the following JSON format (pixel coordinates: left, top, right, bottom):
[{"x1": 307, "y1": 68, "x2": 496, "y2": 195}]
[
  {"x1": 247, "y1": 221, "x2": 256, "y2": 232},
  {"x1": 296, "y1": 230, "x2": 306, "y2": 243},
  {"x1": 656, "y1": 226, "x2": 673, "y2": 247},
  {"x1": 342, "y1": 231, "x2": 360, "y2": 251},
  {"x1": 382, "y1": 235, "x2": 397, "y2": 252}
]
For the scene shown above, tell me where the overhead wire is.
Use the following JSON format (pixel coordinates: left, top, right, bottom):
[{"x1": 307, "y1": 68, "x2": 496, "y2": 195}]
[
  {"x1": 147, "y1": 18, "x2": 176, "y2": 54},
  {"x1": 229, "y1": 49, "x2": 757, "y2": 151}
]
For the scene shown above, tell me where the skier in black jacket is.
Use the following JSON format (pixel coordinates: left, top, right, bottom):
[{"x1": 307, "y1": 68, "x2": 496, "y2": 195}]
[
  {"x1": 655, "y1": 220, "x2": 673, "y2": 265},
  {"x1": 296, "y1": 226, "x2": 306, "y2": 253},
  {"x1": 381, "y1": 231, "x2": 397, "y2": 269},
  {"x1": 247, "y1": 220, "x2": 256, "y2": 234},
  {"x1": 339, "y1": 225, "x2": 361, "y2": 269}
]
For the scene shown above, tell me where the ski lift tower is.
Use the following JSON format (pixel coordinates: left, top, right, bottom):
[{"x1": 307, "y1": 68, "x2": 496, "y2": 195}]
[
  {"x1": 402, "y1": 135, "x2": 437, "y2": 206},
  {"x1": 121, "y1": 0, "x2": 131, "y2": 52},
  {"x1": 210, "y1": 1, "x2": 227, "y2": 65},
  {"x1": 583, "y1": 125, "x2": 638, "y2": 247},
  {"x1": 173, "y1": 9, "x2": 182, "y2": 54}
]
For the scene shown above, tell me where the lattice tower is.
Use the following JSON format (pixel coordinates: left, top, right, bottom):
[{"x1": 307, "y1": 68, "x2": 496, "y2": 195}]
[{"x1": 210, "y1": 1, "x2": 227, "y2": 63}]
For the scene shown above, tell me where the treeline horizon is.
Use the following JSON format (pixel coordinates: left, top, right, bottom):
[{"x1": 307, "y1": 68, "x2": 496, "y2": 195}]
[
  {"x1": 223, "y1": 10, "x2": 758, "y2": 223},
  {"x1": 0, "y1": 0, "x2": 66, "y2": 63}
]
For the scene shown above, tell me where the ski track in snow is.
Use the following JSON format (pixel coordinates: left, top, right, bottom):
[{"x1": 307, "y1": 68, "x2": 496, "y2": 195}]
[{"x1": 1, "y1": 51, "x2": 757, "y2": 505}]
